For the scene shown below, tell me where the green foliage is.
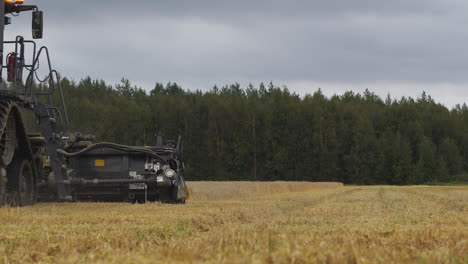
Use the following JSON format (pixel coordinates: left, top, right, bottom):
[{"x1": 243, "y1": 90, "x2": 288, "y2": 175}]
[{"x1": 27, "y1": 77, "x2": 468, "y2": 184}]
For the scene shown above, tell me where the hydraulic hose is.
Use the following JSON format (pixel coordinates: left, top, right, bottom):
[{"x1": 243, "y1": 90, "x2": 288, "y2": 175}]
[{"x1": 57, "y1": 142, "x2": 168, "y2": 164}]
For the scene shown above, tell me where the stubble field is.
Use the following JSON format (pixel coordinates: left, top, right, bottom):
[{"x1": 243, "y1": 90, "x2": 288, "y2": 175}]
[{"x1": 0, "y1": 182, "x2": 467, "y2": 263}]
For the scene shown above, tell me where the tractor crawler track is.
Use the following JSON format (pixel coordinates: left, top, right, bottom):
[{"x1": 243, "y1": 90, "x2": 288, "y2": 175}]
[
  {"x1": 0, "y1": 98, "x2": 38, "y2": 206},
  {"x1": 0, "y1": 100, "x2": 17, "y2": 166}
]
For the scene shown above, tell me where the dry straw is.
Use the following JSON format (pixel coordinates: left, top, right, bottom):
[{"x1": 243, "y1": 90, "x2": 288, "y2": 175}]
[
  {"x1": 0, "y1": 183, "x2": 466, "y2": 264},
  {"x1": 187, "y1": 181, "x2": 344, "y2": 200}
]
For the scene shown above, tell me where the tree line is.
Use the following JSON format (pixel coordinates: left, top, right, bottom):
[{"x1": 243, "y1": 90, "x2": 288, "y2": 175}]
[{"x1": 26, "y1": 77, "x2": 468, "y2": 184}]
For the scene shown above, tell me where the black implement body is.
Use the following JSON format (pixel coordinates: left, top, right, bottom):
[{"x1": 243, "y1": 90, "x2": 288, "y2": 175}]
[
  {"x1": 64, "y1": 142, "x2": 188, "y2": 203},
  {"x1": 50, "y1": 135, "x2": 189, "y2": 203}
]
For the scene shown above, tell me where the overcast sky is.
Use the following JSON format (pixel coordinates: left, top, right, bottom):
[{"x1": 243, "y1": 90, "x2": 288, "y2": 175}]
[{"x1": 5, "y1": 1, "x2": 468, "y2": 107}]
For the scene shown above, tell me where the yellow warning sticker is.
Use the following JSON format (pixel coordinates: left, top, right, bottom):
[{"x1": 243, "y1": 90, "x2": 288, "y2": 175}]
[{"x1": 95, "y1": 160, "x2": 105, "y2": 167}]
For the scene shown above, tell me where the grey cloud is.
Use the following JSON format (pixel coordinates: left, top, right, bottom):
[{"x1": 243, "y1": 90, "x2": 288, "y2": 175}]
[
  {"x1": 41, "y1": 1, "x2": 459, "y2": 19},
  {"x1": 4, "y1": 1, "x2": 468, "y2": 106}
]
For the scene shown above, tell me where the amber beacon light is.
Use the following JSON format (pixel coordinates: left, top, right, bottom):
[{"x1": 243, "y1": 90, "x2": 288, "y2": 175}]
[{"x1": 5, "y1": 0, "x2": 24, "y2": 4}]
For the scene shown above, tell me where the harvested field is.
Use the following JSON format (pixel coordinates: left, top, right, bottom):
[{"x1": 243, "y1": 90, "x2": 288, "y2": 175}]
[
  {"x1": 187, "y1": 181, "x2": 343, "y2": 200},
  {"x1": 0, "y1": 183, "x2": 467, "y2": 263}
]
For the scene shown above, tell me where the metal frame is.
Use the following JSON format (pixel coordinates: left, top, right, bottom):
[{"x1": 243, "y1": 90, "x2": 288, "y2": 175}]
[{"x1": 1, "y1": 26, "x2": 73, "y2": 201}]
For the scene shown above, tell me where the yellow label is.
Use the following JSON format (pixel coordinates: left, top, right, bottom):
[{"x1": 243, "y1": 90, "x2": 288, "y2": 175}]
[
  {"x1": 43, "y1": 162, "x2": 51, "y2": 168},
  {"x1": 95, "y1": 160, "x2": 105, "y2": 167}
]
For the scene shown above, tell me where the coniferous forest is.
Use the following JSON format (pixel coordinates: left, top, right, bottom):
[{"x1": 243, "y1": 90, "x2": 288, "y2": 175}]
[{"x1": 30, "y1": 77, "x2": 468, "y2": 184}]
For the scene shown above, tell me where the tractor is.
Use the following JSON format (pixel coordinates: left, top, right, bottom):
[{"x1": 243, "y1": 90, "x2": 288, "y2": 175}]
[{"x1": 0, "y1": 1, "x2": 188, "y2": 206}]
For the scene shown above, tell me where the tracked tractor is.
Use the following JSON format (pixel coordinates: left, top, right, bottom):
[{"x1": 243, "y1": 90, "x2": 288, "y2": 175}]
[
  {"x1": 0, "y1": 0, "x2": 63, "y2": 206},
  {"x1": 0, "y1": 1, "x2": 188, "y2": 206}
]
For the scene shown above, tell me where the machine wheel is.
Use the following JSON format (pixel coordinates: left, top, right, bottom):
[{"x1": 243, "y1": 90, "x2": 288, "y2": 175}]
[{"x1": 7, "y1": 158, "x2": 35, "y2": 206}]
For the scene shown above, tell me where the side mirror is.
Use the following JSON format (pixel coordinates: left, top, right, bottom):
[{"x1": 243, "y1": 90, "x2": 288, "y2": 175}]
[{"x1": 32, "y1": 11, "x2": 43, "y2": 39}]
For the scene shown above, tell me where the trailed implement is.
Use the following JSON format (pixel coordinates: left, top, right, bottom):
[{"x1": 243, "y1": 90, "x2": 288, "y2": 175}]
[{"x1": 46, "y1": 134, "x2": 188, "y2": 203}]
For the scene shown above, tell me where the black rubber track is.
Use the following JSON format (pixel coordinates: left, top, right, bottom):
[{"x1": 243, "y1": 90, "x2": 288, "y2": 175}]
[{"x1": 0, "y1": 99, "x2": 38, "y2": 206}]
